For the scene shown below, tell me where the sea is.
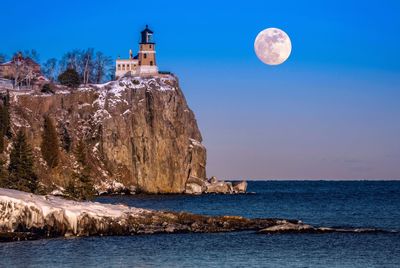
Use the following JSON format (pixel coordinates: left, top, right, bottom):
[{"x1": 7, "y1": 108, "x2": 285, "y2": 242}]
[{"x1": 1, "y1": 181, "x2": 400, "y2": 267}]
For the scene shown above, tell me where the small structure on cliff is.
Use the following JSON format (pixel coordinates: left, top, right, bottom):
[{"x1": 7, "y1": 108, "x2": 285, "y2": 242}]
[
  {"x1": 115, "y1": 25, "x2": 158, "y2": 78},
  {"x1": 0, "y1": 52, "x2": 44, "y2": 89}
]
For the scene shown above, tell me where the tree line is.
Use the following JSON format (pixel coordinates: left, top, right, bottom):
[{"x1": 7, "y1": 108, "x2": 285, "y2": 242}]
[
  {"x1": 1, "y1": 48, "x2": 114, "y2": 87},
  {"x1": 0, "y1": 95, "x2": 94, "y2": 199},
  {"x1": 45, "y1": 48, "x2": 114, "y2": 85}
]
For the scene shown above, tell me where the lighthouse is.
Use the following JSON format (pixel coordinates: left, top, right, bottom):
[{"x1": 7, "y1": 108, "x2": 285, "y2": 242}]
[
  {"x1": 115, "y1": 25, "x2": 159, "y2": 78},
  {"x1": 137, "y1": 25, "x2": 158, "y2": 76}
]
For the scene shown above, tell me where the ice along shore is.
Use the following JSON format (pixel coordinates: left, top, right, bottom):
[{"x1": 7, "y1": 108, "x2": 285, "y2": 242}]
[{"x1": 0, "y1": 188, "x2": 390, "y2": 242}]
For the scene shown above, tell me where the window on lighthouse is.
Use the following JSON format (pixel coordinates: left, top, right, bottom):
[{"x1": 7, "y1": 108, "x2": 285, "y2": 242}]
[{"x1": 144, "y1": 53, "x2": 147, "y2": 59}]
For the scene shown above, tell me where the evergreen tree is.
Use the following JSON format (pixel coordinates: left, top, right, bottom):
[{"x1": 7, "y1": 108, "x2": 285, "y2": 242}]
[
  {"x1": 0, "y1": 130, "x2": 4, "y2": 153},
  {"x1": 41, "y1": 83, "x2": 55, "y2": 94},
  {"x1": 60, "y1": 123, "x2": 72, "y2": 152},
  {"x1": 0, "y1": 98, "x2": 11, "y2": 139},
  {"x1": 58, "y1": 68, "x2": 81, "y2": 88},
  {"x1": 75, "y1": 139, "x2": 87, "y2": 165},
  {"x1": 40, "y1": 116, "x2": 59, "y2": 168},
  {"x1": 64, "y1": 140, "x2": 94, "y2": 200},
  {"x1": 8, "y1": 130, "x2": 38, "y2": 193},
  {"x1": 65, "y1": 178, "x2": 78, "y2": 198},
  {"x1": 0, "y1": 158, "x2": 8, "y2": 188},
  {"x1": 69, "y1": 167, "x2": 95, "y2": 200},
  {"x1": 0, "y1": 92, "x2": 11, "y2": 153}
]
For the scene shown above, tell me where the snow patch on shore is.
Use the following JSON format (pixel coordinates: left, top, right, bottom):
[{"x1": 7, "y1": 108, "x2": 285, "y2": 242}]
[{"x1": 0, "y1": 188, "x2": 147, "y2": 235}]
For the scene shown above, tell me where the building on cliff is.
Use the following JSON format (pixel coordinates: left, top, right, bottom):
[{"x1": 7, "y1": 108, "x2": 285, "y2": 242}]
[
  {"x1": 0, "y1": 52, "x2": 45, "y2": 89},
  {"x1": 115, "y1": 25, "x2": 158, "y2": 78},
  {"x1": 0, "y1": 52, "x2": 41, "y2": 79}
]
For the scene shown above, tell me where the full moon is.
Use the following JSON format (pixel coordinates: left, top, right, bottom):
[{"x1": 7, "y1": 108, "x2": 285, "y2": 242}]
[{"x1": 254, "y1": 28, "x2": 292, "y2": 65}]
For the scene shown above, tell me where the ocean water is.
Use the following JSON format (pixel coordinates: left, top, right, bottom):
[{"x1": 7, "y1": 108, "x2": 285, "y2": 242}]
[{"x1": 1, "y1": 181, "x2": 400, "y2": 267}]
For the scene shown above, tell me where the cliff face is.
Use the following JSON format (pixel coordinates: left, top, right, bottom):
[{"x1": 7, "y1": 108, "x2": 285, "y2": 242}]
[{"x1": 6, "y1": 75, "x2": 206, "y2": 194}]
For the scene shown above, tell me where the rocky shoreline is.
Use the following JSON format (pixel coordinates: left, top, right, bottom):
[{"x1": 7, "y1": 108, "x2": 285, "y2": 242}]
[
  {"x1": 48, "y1": 177, "x2": 248, "y2": 197},
  {"x1": 0, "y1": 188, "x2": 392, "y2": 243},
  {"x1": 185, "y1": 177, "x2": 247, "y2": 195}
]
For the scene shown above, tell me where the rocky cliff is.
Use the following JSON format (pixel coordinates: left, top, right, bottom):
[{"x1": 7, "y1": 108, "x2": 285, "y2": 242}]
[{"x1": 4, "y1": 75, "x2": 207, "y2": 194}]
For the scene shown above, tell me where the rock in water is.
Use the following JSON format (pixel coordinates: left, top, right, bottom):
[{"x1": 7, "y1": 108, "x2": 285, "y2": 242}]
[
  {"x1": 185, "y1": 176, "x2": 207, "y2": 194},
  {"x1": 5, "y1": 75, "x2": 206, "y2": 194},
  {"x1": 206, "y1": 180, "x2": 233, "y2": 194},
  {"x1": 233, "y1": 181, "x2": 247, "y2": 193},
  {"x1": 258, "y1": 220, "x2": 315, "y2": 233},
  {"x1": 258, "y1": 220, "x2": 389, "y2": 234}
]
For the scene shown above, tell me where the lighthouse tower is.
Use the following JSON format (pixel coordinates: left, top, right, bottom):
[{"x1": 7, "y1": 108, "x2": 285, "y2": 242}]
[
  {"x1": 137, "y1": 25, "x2": 158, "y2": 76},
  {"x1": 115, "y1": 25, "x2": 159, "y2": 78}
]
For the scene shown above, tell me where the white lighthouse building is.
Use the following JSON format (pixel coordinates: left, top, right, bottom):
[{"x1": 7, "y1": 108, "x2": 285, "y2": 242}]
[{"x1": 115, "y1": 25, "x2": 158, "y2": 78}]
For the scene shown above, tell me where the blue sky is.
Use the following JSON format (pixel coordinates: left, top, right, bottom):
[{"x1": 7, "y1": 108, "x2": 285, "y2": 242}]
[{"x1": 2, "y1": 0, "x2": 400, "y2": 179}]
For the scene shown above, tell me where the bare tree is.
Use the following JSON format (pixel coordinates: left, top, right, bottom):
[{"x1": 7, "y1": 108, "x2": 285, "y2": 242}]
[
  {"x1": 10, "y1": 53, "x2": 39, "y2": 89},
  {"x1": 11, "y1": 57, "x2": 29, "y2": 89},
  {"x1": 42, "y1": 58, "x2": 58, "y2": 81},
  {"x1": 58, "y1": 49, "x2": 114, "y2": 84},
  {"x1": 81, "y1": 48, "x2": 94, "y2": 84},
  {"x1": 59, "y1": 50, "x2": 82, "y2": 74},
  {"x1": 23, "y1": 49, "x2": 40, "y2": 62},
  {"x1": 93, "y1": 52, "x2": 112, "y2": 83}
]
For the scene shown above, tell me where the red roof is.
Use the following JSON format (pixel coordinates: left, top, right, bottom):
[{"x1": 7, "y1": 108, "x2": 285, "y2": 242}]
[{"x1": 0, "y1": 56, "x2": 40, "y2": 67}]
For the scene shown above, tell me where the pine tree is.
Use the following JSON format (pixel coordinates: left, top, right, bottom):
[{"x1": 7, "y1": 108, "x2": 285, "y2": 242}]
[
  {"x1": 41, "y1": 83, "x2": 55, "y2": 94},
  {"x1": 75, "y1": 140, "x2": 87, "y2": 165},
  {"x1": 40, "y1": 116, "x2": 59, "y2": 168},
  {"x1": 58, "y1": 68, "x2": 81, "y2": 88},
  {"x1": 0, "y1": 92, "x2": 12, "y2": 153},
  {"x1": 74, "y1": 167, "x2": 95, "y2": 200},
  {"x1": 8, "y1": 130, "x2": 38, "y2": 193},
  {"x1": 0, "y1": 157, "x2": 8, "y2": 188},
  {"x1": 0, "y1": 130, "x2": 4, "y2": 153},
  {"x1": 0, "y1": 99, "x2": 11, "y2": 139},
  {"x1": 60, "y1": 123, "x2": 72, "y2": 152},
  {"x1": 66, "y1": 140, "x2": 95, "y2": 200}
]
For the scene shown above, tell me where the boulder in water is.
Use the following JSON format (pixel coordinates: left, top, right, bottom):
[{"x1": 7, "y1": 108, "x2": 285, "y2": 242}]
[{"x1": 233, "y1": 181, "x2": 247, "y2": 193}]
